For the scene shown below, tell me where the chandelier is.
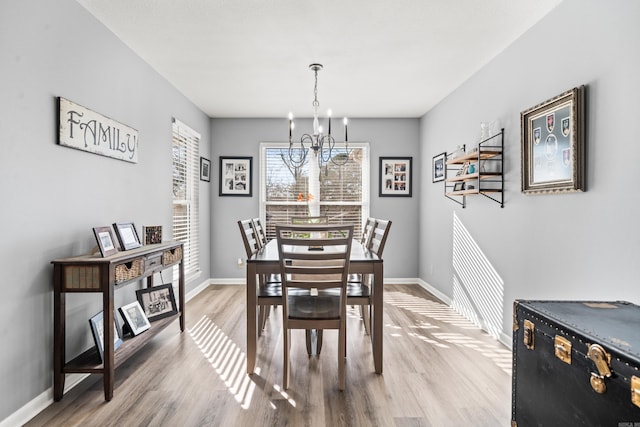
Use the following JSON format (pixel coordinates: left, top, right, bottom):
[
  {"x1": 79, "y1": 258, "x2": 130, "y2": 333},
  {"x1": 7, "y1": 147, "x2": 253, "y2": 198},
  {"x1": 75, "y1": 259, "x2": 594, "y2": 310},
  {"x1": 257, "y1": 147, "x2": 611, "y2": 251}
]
[{"x1": 287, "y1": 63, "x2": 349, "y2": 169}]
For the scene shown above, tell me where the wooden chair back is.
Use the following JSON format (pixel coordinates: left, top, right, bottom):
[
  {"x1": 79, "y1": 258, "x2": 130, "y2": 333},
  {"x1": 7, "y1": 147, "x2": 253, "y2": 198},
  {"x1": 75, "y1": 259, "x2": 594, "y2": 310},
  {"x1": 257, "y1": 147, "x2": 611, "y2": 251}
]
[
  {"x1": 238, "y1": 219, "x2": 261, "y2": 257},
  {"x1": 251, "y1": 217, "x2": 267, "y2": 247},
  {"x1": 368, "y1": 219, "x2": 392, "y2": 257},
  {"x1": 360, "y1": 217, "x2": 376, "y2": 246}
]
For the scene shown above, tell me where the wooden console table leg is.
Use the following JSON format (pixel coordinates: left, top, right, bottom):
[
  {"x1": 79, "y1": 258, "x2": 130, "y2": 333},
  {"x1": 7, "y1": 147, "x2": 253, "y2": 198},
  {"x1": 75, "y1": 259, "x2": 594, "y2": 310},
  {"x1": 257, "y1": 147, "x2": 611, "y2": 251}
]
[
  {"x1": 246, "y1": 262, "x2": 257, "y2": 374},
  {"x1": 53, "y1": 265, "x2": 65, "y2": 401},
  {"x1": 103, "y1": 274, "x2": 114, "y2": 401},
  {"x1": 179, "y1": 257, "x2": 185, "y2": 332}
]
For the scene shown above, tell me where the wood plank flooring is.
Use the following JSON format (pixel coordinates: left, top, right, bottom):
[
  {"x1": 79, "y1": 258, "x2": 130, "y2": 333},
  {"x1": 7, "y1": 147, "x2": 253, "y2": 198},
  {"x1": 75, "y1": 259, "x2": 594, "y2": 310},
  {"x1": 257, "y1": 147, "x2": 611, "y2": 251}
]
[{"x1": 26, "y1": 284, "x2": 512, "y2": 426}]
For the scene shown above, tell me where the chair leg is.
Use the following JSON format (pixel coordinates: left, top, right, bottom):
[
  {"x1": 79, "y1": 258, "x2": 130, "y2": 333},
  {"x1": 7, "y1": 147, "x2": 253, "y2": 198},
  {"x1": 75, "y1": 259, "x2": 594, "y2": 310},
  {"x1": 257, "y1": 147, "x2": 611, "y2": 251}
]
[
  {"x1": 338, "y1": 323, "x2": 346, "y2": 391},
  {"x1": 305, "y1": 329, "x2": 313, "y2": 356},
  {"x1": 317, "y1": 330, "x2": 323, "y2": 355},
  {"x1": 360, "y1": 304, "x2": 371, "y2": 336},
  {"x1": 284, "y1": 328, "x2": 290, "y2": 390},
  {"x1": 258, "y1": 306, "x2": 266, "y2": 337}
]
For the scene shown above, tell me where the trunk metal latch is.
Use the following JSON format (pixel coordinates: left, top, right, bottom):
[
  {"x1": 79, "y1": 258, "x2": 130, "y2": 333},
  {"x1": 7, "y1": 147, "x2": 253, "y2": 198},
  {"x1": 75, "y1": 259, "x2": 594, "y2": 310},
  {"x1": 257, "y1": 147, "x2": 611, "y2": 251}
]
[
  {"x1": 554, "y1": 335, "x2": 572, "y2": 364},
  {"x1": 587, "y1": 343, "x2": 611, "y2": 394}
]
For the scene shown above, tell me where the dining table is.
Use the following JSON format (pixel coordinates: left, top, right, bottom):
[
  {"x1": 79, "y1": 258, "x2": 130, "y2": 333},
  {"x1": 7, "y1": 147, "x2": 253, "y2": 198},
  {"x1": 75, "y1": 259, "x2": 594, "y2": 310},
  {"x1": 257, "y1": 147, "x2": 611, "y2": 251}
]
[{"x1": 246, "y1": 238, "x2": 384, "y2": 374}]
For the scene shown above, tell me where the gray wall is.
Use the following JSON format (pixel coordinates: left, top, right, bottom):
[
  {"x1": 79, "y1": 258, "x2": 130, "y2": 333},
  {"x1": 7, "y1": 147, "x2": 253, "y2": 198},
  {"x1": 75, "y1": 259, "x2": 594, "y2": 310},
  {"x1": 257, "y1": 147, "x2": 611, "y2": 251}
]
[
  {"x1": 0, "y1": 0, "x2": 210, "y2": 421},
  {"x1": 210, "y1": 118, "x2": 420, "y2": 279},
  {"x1": 419, "y1": 0, "x2": 640, "y2": 343}
]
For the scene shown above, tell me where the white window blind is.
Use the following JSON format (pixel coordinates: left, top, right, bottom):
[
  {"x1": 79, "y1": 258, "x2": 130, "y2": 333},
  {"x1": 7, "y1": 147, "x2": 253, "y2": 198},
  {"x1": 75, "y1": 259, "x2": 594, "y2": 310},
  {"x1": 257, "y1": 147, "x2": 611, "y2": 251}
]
[
  {"x1": 172, "y1": 118, "x2": 200, "y2": 280},
  {"x1": 260, "y1": 142, "x2": 369, "y2": 240}
]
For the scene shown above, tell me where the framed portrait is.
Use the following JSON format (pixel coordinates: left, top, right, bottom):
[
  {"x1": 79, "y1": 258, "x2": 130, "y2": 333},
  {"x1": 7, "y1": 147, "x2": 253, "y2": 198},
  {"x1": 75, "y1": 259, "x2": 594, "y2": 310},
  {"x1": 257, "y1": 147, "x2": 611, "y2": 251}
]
[
  {"x1": 142, "y1": 225, "x2": 163, "y2": 245},
  {"x1": 219, "y1": 156, "x2": 252, "y2": 196},
  {"x1": 432, "y1": 152, "x2": 446, "y2": 183},
  {"x1": 89, "y1": 311, "x2": 123, "y2": 363},
  {"x1": 379, "y1": 157, "x2": 412, "y2": 197},
  {"x1": 200, "y1": 157, "x2": 211, "y2": 182},
  {"x1": 113, "y1": 222, "x2": 142, "y2": 251},
  {"x1": 118, "y1": 301, "x2": 151, "y2": 336},
  {"x1": 93, "y1": 226, "x2": 118, "y2": 257},
  {"x1": 521, "y1": 86, "x2": 585, "y2": 194},
  {"x1": 135, "y1": 284, "x2": 178, "y2": 322}
]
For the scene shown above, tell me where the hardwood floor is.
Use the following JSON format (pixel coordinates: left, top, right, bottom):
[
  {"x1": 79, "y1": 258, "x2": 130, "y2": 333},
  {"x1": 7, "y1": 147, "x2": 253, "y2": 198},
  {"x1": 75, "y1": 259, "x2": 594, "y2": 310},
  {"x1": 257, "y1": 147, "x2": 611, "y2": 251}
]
[{"x1": 26, "y1": 284, "x2": 512, "y2": 426}]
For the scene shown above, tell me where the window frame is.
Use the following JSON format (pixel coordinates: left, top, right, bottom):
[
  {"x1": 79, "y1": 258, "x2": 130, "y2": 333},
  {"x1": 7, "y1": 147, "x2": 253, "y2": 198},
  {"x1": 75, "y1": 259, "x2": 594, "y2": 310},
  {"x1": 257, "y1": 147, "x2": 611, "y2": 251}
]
[{"x1": 259, "y1": 141, "x2": 370, "y2": 240}]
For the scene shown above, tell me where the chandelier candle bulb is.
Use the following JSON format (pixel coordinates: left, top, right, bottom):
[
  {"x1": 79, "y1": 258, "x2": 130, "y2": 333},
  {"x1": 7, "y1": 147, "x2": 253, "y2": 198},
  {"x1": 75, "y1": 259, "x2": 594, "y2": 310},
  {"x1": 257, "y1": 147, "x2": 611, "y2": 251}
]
[
  {"x1": 328, "y1": 109, "x2": 332, "y2": 135},
  {"x1": 344, "y1": 117, "x2": 348, "y2": 142}
]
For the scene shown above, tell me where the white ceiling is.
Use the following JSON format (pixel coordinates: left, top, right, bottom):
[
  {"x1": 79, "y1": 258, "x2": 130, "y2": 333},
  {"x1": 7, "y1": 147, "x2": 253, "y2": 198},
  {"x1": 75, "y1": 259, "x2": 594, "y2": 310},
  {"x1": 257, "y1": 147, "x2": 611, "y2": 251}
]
[{"x1": 76, "y1": 0, "x2": 561, "y2": 118}]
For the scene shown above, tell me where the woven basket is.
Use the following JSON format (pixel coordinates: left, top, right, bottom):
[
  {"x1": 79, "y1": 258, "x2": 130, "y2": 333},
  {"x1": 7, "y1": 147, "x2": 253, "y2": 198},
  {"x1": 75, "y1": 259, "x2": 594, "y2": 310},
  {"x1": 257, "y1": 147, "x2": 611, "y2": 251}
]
[
  {"x1": 115, "y1": 258, "x2": 144, "y2": 283},
  {"x1": 162, "y1": 247, "x2": 182, "y2": 265}
]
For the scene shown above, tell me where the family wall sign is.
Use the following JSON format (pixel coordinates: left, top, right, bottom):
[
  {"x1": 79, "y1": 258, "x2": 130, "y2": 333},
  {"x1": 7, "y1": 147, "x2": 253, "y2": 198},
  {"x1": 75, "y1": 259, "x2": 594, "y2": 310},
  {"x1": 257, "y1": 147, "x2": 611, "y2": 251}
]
[{"x1": 58, "y1": 97, "x2": 138, "y2": 163}]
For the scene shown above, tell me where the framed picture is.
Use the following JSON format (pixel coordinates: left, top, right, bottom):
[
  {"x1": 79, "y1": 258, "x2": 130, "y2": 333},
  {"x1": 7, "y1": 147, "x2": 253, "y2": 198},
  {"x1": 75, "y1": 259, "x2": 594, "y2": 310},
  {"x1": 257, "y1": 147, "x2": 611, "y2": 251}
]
[
  {"x1": 200, "y1": 157, "x2": 211, "y2": 182},
  {"x1": 142, "y1": 225, "x2": 163, "y2": 245},
  {"x1": 113, "y1": 222, "x2": 142, "y2": 251},
  {"x1": 118, "y1": 301, "x2": 151, "y2": 336},
  {"x1": 89, "y1": 311, "x2": 123, "y2": 363},
  {"x1": 219, "y1": 156, "x2": 252, "y2": 196},
  {"x1": 135, "y1": 284, "x2": 178, "y2": 322},
  {"x1": 93, "y1": 226, "x2": 118, "y2": 257},
  {"x1": 521, "y1": 86, "x2": 585, "y2": 194},
  {"x1": 432, "y1": 152, "x2": 446, "y2": 183},
  {"x1": 453, "y1": 182, "x2": 465, "y2": 192},
  {"x1": 379, "y1": 157, "x2": 412, "y2": 197}
]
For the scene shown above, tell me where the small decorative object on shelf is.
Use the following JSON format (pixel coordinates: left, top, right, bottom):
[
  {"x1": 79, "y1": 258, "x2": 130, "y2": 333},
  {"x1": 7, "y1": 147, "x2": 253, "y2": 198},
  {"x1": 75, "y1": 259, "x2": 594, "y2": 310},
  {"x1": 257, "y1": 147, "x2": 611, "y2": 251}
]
[
  {"x1": 444, "y1": 128, "x2": 504, "y2": 208},
  {"x1": 89, "y1": 311, "x2": 122, "y2": 363},
  {"x1": 136, "y1": 284, "x2": 178, "y2": 322},
  {"x1": 119, "y1": 301, "x2": 151, "y2": 336},
  {"x1": 143, "y1": 225, "x2": 162, "y2": 245}
]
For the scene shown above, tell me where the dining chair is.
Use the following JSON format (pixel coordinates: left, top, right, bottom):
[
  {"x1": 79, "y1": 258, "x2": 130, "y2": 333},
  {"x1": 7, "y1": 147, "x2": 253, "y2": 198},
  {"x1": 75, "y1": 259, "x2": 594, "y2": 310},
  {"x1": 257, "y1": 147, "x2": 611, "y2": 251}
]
[
  {"x1": 238, "y1": 219, "x2": 281, "y2": 336},
  {"x1": 349, "y1": 218, "x2": 392, "y2": 336},
  {"x1": 275, "y1": 223, "x2": 353, "y2": 391}
]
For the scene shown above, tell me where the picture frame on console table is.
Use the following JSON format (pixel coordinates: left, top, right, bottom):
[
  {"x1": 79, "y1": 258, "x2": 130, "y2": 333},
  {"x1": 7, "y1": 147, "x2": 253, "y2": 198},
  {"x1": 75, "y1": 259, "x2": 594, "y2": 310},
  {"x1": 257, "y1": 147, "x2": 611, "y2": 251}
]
[
  {"x1": 89, "y1": 310, "x2": 123, "y2": 363},
  {"x1": 379, "y1": 157, "x2": 412, "y2": 197},
  {"x1": 113, "y1": 222, "x2": 142, "y2": 251},
  {"x1": 136, "y1": 284, "x2": 178, "y2": 322},
  {"x1": 142, "y1": 225, "x2": 163, "y2": 245},
  {"x1": 119, "y1": 301, "x2": 151, "y2": 336},
  {"x1": 520, "y1": 86, "x2": 585, "y2": 194},
  {"x1": 93, "y1": 226, "x2": 118, "y2": 257}
]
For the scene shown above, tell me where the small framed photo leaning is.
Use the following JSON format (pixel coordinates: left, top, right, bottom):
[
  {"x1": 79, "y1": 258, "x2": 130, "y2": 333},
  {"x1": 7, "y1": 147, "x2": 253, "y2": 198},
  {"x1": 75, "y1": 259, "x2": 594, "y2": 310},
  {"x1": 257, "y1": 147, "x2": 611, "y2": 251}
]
[
  {"x1": 379, "y1": 156, "x2": 412, "y2": 197},
  {"x1": 219, "y1": 156, "x2": 252, "y2": 196},
  {"x1": 200, "y1": 157, "x2": 211, "y2": 182},
  {"x1": 93, "y1": 226, "x2": 118, "y2": 257},
  {"x1": 118, "y1": 301, "x2": 151, "y2": 336},
  {"x1": 113, "y1": 222, "x2": 142, "y2": 251},
  {"x1": 520, "y1": 85, "x2": 585, "y2": 194},
  {"x1": 432, "y1": 152, "x2": 446, "y2": 183},
  {"x1": 135, "y1": 284, "x2": 178, "y2": 322},
  {"x1": 89, "y1": 310, "x2": 123, "y2": 363}
]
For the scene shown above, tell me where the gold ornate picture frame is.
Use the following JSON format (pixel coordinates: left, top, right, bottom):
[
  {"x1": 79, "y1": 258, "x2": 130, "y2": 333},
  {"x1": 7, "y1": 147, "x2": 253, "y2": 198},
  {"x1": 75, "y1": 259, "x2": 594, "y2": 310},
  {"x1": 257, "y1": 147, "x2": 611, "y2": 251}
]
[{"x1": 520, "y1": 86, "x2": 585, "y2": 194}]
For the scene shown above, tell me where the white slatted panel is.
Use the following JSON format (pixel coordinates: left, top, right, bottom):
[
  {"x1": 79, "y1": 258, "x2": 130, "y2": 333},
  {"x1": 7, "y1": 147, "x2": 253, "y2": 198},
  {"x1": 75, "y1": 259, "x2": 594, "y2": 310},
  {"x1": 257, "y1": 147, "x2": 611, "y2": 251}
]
[{"x1": 172, "y1": 118, "x2": 200, "y2": 279}]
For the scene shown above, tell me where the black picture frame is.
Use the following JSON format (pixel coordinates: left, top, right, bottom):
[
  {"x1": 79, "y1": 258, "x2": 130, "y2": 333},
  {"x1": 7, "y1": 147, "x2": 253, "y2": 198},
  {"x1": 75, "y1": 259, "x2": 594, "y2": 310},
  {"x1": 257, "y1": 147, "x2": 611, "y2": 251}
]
[
  {"x1": 142, "y1": 225, "x2": 163, "y2": 245},
  {"x1": 219, "y1": 156, "x2": 252, "y2": 197},
  {"x1": 200, "y1": 157, "x2": 211, "y2": 182},
  {"x1": 520, "y1": 86, "x2": 585, "y2": 194},
  {"x1": 379, "y1": 157, "x2": 412, "y2": 197},
  {"x1": 93, "y1": 226, "x2": 118, "y2": 257},
  {"x1": 113, "y1": 222, "x2": 142, "y2": 251},
  {"x1": 432, "y1": 152, "x2": 446, "y2": 183},
  {"x1": 89, "y1": 310, "x2": 123, "y2": 363},
  {"x1": 118, "y1": 301, "x2": 151, "y2": 336},
  {"x1": 135, "y1": 284, "x2": 178, "y2": 322}
]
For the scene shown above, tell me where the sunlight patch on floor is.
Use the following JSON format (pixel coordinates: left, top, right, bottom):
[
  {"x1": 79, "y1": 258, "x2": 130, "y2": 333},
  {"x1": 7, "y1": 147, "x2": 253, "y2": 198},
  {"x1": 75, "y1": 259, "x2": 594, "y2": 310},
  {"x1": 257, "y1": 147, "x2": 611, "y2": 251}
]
[
  {"x1": 188, "y1": 315, "x2": 257, "y2": 409},
  {"x1": 385, "y1": 289, "x2": 511, "y2": 374}
]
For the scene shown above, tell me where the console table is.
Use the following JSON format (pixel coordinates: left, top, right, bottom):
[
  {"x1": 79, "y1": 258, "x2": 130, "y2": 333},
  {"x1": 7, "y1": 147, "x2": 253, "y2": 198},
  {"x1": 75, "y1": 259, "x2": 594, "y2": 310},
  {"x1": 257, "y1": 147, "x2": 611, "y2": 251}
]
[{"x1": 51, "y1": 241, "x2": 185, "y2": 401}]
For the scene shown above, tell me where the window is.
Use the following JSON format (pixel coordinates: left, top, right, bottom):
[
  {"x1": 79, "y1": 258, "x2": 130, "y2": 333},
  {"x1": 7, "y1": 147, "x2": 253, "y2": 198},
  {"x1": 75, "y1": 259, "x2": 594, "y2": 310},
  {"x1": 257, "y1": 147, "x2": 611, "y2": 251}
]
[
  {"x1": 172, "y1": 118, "x2": 200, "y2": 280},
  {"x1": 260, "y1": 142, "x2": 369, "y2": 240}
]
